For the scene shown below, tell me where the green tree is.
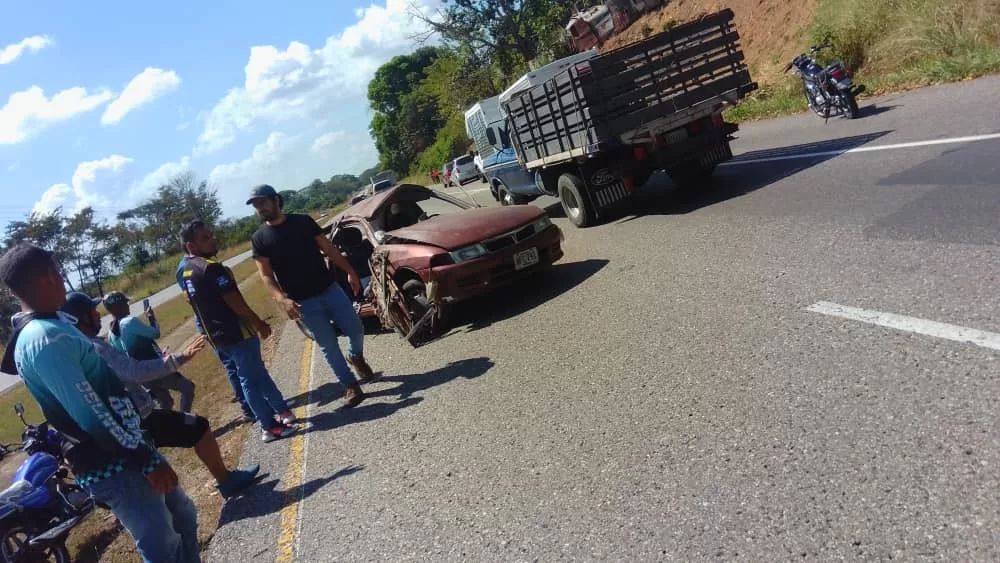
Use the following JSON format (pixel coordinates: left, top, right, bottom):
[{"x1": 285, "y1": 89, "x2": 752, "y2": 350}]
[
  {"x1": 412, "y1": 0, "x2": 573, "y2": 79},
  {"x1": 368, "y1": 48, "x2": 448, "y2": 175},
  {"x1": 117, "y1": 172, "x2": 223, "y2": 258}
]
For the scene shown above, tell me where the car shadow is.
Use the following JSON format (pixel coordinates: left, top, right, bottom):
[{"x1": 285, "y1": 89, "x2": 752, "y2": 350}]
[
  {"x1": 436, "y1": 258, "x2": 609, "y2": 336},
  {"x1": 217, "y1": 465, "x2": 365, "y2": 526},
  {"x1": 618, "y1": 130, "x2": 893, "y2": 222}
]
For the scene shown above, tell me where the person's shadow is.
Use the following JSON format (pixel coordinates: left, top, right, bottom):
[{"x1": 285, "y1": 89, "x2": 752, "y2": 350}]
[
  {"x1": 217, "y1": 465, "x2": 365, "y2": 526},
  {"x1": 365, "y1": 357, "x2": 495, "y2": 400}
]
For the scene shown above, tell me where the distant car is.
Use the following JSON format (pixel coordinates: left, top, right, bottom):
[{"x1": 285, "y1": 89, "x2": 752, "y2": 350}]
[
  {"x1": 449, "y1": 155, "x2": 480, "y2": 186},
  {"x1": 371, "y1": 179, "x2": 395, "y2": 193},
  {"x1": 322, "y1": 184, "x2": 565, "y2": 342}
]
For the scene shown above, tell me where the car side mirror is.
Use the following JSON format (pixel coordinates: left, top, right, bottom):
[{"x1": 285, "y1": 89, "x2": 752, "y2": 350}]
[{"x1": 485, "y1": 128, "x2": 498, "y2": 147}]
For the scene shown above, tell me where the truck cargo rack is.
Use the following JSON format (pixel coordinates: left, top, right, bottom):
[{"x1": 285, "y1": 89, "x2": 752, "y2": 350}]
[{"x1": 504, "y1": 8, "x2": 758, "y2": 169}]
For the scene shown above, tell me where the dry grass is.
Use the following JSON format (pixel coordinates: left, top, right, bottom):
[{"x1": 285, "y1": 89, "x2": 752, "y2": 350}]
[
  {"x1": 603, "y1": 0, "x2": 1000, "y2": 121},
  {"x1": 109, "y1": 242, "x2": 252, "y2": 301}
]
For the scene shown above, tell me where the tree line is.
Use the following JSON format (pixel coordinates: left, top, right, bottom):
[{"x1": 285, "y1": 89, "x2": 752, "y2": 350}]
[
  {"x1": 369, "y1": 0, "x2": 588, "y2": 178},
  {"x1": 0, "y1": 166, "x2": 378, "y2": 345}
]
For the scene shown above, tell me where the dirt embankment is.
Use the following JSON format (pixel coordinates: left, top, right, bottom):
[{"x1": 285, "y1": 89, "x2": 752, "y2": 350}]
[{"x1": 603, "y1": 0, "x2": 817, "y2": 83}]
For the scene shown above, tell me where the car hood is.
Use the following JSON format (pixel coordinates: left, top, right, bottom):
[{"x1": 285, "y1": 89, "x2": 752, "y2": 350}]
[{"x1": 387, "y1": 206, "x2": 544, "y2": 250}]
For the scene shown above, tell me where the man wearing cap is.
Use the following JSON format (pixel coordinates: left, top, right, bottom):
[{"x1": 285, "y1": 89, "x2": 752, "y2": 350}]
[
  {"x1": 247, "y1": 184, "x2": 379, "y2": 408},
  {"x1": 59, "y1": 291, "x2": 261, "y2": 499},
  {"x1": 176, "y1": 255, "x2": 253, "y2": 421},
  {"x1": 178, "y1": 220, "x2": 298, "y2": 443},
  {"x1": 0, "y1": 243, "x2": 200, "y2": 563},
  {"x1": 104, "y1": 291, "x2": 196, "y2": 414}
]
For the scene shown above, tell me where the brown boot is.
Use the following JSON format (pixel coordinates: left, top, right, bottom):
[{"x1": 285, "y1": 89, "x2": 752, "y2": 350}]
[
  {"x1": 347, "y1": 355, "x2": 380, "y2": 383},
  {"x1": 343, "y1": 383, "x2": 366, "y2": 408}
]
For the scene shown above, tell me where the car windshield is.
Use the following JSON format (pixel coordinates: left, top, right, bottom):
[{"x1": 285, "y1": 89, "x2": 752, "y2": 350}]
[
  {"x1": 455, "y1": 155, "x2": 473, "y2": 165},
  {"x1": 415, "y1": 192, "x2": 469, "y2": 218},
  {"x1": 373, "y1": 180, "x2": 394, "y2": 191}
]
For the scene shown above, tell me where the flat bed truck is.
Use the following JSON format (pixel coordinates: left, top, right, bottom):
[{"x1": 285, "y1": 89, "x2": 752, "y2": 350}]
[{"x1": 492, "y1": 8, "x2": 757, "y2": 227}]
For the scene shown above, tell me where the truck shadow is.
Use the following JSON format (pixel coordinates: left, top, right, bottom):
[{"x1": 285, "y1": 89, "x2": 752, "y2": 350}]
[
  {"x1": 621, "y1": 130, "x2": 893, "y2": 221},
  {"x1": 437, "y1": 258, "x2": 610, "y2": 335}
]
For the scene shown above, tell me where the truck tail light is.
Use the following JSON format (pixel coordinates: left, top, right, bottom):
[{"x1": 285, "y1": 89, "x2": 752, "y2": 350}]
[
  {"x1": 633, "y1": 145, "x2": 647, "y2": 161},
  {"x1": 711, "y1": 113, "x2": 724, "y2": 128}
]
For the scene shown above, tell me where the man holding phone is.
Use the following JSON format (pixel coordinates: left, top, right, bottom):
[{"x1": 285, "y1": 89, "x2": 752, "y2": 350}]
[{"x1": 105, "y1": 291, "x2": 197, "y2": 414}]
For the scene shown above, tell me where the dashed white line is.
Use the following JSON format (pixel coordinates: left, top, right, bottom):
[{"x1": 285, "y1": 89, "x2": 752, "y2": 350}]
[
  {"x1": 806, "y1": 301, "x2": 1000, "y2": 351},
  {"x1": 725, "y1": 132, "x2": 1000, "y2": 165}
]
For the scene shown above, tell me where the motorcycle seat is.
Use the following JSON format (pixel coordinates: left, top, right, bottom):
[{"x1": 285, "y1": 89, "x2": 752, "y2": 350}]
[{"x1": 0, "y1": 480, "x2": 34, "y2": 506}]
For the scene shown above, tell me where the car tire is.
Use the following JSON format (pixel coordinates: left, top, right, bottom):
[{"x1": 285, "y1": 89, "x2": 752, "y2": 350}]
[
  {"x1": 497, "y1": 186, "x2": 517, "y2": 206},
  {"x1": 557, "y1": 172, "x2": 595, "y2": 228}
]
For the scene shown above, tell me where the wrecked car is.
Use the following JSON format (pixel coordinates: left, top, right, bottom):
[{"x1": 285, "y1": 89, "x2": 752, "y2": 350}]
[{"x1": 298, "y1": 183, "x2": 564, "y2": 345}]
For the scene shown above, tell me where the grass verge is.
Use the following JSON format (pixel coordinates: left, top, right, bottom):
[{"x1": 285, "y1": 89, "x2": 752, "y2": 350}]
[{"x1": 725, "y1": 0, "x2": 1000, "y2": 122}]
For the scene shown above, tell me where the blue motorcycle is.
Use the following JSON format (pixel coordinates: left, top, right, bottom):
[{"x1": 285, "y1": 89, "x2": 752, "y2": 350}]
[{"x1": 0, "y1": 403, "x2": 95, "y2": 563}]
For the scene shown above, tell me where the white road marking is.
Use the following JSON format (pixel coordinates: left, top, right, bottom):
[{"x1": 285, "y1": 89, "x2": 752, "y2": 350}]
[
  {"x1": 806, "y1": 301, "x2": 1000, "y2": 352},
  {"x1": 725, "y1": 132, "x2": 1000, "y2": 166}
]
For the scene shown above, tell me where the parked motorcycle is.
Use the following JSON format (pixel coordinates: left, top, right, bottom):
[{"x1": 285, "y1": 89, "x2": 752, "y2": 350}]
[
  {"x1": 785, "y1": 43, "x2": 866, "y2": 120},
  {"x1": 0, "y1": 403, "x2": 95, "y2": 562}
]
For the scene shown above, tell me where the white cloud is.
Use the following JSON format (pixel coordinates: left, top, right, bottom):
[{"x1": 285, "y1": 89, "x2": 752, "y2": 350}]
[
  {"x1": 209, "y1": 130, "x2": 377, "y2": 217},
  {"x1": 0, "y1": 35, "x2": 53, "y2": 65},
  {"x1": 101, "y1": 67, "x2": 181, "y2": 125},
  {"x1": 32, "y1": 184, "x2": 71, "y2": 215},
  {"x1": 0, "y1": 86, "x2": 114, "y2": 144},
  {"x1": 29, "y1": 155, "x2": 134, "y2": 217},
  {"x1": 70, "y1": 155, "x2": 133, "y2": 212},
  {"x1": 194, "y1": 0, "x2": 440, "y2": 155},
  {"x1": 135, "y1": 156, "x2": 191, "y2": 196},
  {"x1": 310, "y1": 131, "x2": 349, "y2": 153}
]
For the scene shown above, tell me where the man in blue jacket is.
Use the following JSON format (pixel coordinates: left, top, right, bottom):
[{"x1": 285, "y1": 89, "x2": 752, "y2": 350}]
[{"x1": 0, "y1": 243, "x2": 200, "y2": 563}]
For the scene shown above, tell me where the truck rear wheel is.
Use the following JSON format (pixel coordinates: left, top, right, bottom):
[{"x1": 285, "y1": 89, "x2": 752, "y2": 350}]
[{"x1": 557, "y1": 173, "x2": 595, "y2": 228}]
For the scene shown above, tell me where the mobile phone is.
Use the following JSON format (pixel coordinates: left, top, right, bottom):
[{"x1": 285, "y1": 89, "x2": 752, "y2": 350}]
[{"x1": 142, "y1": 299, "x2": 150, "y2": 312}]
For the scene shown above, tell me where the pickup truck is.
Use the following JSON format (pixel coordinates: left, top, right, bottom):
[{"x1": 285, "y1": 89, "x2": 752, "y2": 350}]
[{"x1": 485, "y1": 8, "x2": 757, "y2": 227}]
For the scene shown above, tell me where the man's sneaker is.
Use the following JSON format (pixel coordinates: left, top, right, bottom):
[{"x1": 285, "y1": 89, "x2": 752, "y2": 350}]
[
  {"x1": 262, "y1": 425, "x2": 297, "y2": 443},
  {"x1": 343, "y1": 383, "x2": 366, "y2": 408},
  {"x1": 348, "y1": 355, "x2": 381, "y2": 383},
  {"x1": 275, "y1": 410, "x2": 298, "y2": 426},
  {"x1": 216, "y1": 464, "x2": 261, "y2": 498}
]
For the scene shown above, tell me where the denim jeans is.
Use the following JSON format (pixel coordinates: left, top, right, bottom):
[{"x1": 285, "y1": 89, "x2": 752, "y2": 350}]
[
  {"x1": 298, "y1": 284, "x2": 364, "y2": 387},
  {"x1": 217, "y1": 336, "x2": 287, "y2": 430},
  {"x1": 85, "y1": 469, "x2": 200, "y2": 563},
  {"x1": 145, "y1": 372, "x2": 195, "y2": 413},
  {"x1": 216, "y1": 346, "x2": 252, "y2": 417}
]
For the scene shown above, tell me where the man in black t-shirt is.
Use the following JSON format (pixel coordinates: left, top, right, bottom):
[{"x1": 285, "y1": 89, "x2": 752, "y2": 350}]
[
  {"x1": 179, "y1": 220, "x2": 297, "y2": 443},
  {"x1": 247, "y1": 184, "x2": 378, "y2": 408}
]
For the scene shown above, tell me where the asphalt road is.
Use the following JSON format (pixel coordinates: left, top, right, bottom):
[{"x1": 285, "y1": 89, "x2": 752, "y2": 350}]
[{"x1": 209, "y1": 75, "x2": 1000, "y2": 561}]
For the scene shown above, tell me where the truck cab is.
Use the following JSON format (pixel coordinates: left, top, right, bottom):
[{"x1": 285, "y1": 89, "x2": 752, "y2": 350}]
[{"x1": 481, "y1": 125, "x2": 544, "y2": 207}]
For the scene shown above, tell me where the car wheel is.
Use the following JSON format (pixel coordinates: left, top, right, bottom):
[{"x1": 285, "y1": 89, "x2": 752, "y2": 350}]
[
  {"x1": 498, "y1": 186, "x2": 516, "y2": 206},
  {"x1": 557, "y1": 172, "x2": 595, "y2": 228}
]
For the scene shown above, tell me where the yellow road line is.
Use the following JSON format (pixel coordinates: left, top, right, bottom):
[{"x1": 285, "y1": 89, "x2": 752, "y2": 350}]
[{"x1": 275, "y1": 337, "x2": 313, "y2": 563}]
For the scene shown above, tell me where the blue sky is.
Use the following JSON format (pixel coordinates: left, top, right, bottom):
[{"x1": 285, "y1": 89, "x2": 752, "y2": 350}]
[{"x1": 0, "y1": 0, "x2": 439, "y2": 230}]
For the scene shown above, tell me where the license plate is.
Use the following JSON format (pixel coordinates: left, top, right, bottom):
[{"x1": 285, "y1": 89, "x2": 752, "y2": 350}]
[{"x1": 514, "y1": 247, "x2": 539, "y2": 270}]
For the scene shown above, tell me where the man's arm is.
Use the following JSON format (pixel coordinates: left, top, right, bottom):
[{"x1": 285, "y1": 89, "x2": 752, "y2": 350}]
[
  {"x1": 255, "y1": 256, "x2": 302, "y2": 320},
  {"x1": 316, "y1": 234, "x2": 361, "y2": 296},
  {"x1": 92, "y1": 337, "x2": 204, "y2": 385},
  {"x1": 124, "y1": 316, "x2": 161, "y2": 340}
]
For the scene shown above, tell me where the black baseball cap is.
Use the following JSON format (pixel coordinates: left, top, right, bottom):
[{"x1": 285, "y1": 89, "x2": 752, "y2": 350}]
[
  {"x1": 61, "y1": 292, "x2": 103, "y2": 322},
  {"x1": 246, "y1": 184, "x2": 279, "y2": 205}
]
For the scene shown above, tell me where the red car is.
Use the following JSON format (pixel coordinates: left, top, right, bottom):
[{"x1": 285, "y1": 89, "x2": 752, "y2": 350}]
[{"x1": 324, "y1": 183, "x2": 564, "y2": 342}]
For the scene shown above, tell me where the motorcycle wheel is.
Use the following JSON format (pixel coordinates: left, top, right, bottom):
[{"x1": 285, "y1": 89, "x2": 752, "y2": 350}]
[
  {"x1": 803, "y1": 83, "x2": 830, "y2": 119},
  {"x1": 0, "y1": 526, "x2": 70, "y2": 563},
  {"x1": 842, "y1": 90, "x2": 860, "y2": 119}
]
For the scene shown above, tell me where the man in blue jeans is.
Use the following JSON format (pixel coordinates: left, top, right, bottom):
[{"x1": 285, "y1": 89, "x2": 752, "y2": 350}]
[
  {"x1": 247, "y1": 184, "x2": 379, "y2": 408},
  {"x1": 176, "y1": 256, "x2": 253, "y2": 421},
  {"x1": 178, "y1": 221, "x2": 297, "y2": 443},
  {"x1": 0, "y1": 244, "x2": 199, "y2": 563}
]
